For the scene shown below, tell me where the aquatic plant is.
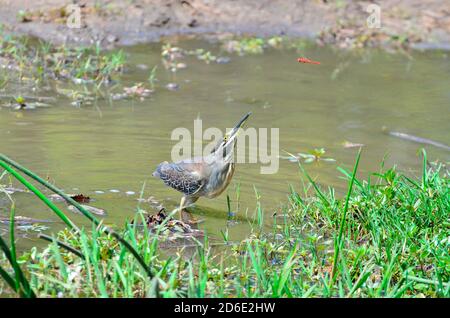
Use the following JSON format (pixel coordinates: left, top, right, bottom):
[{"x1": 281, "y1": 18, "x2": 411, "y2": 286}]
[
  {"x1": 147, "y1": 65, "x2": 158, "y2": 90},
  {"x1": 197, "y1": 50, "x2": 217, "y2": 64},
  {"x1": 223, "y1": 38, "x2": 265, "y2": 55},
  {"x1": 281, "y1": 148, "x2": 336, "y2": 164},
  {"x1": 122, "y1": 83, "x2": 153, "y2": 100},
  {"x1": 0, "y1": 31, "x2": 126, "y2": 88},
  {"x1": 161, "y1": 43, "x2": 184, "y2": 73},
  {"x1": 223, "y1": 36, "x2": 286, "y2": 55}
]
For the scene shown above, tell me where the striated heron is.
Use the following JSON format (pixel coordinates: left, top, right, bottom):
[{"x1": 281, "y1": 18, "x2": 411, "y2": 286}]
[{"x1": 153, "y1": 112, "x2": 251, "y2": 221}]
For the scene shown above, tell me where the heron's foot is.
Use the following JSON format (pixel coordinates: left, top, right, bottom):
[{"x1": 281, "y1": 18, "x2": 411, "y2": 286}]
[
  {"x1": 180, "y1": 209, "x2": 204, "y2": 225},
  {"x1": 186, "y1": 218, "x2": 205, "y2": 225}
]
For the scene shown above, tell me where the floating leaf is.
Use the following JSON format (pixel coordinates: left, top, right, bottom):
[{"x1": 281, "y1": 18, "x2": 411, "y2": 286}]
[
  {"x1": 342, "y1": 140, "x2": 365, "y2": 148},
  {"x1": 70, "y1": 194, "x2": 91, "y2": 204}
]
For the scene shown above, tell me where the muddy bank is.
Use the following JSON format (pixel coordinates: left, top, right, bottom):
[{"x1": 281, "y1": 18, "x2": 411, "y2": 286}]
[{"x1": 0, "y1": 0, "x2": 449, "y2": 50}]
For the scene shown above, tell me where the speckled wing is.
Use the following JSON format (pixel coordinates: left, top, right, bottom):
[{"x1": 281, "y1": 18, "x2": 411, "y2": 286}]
[{"x1": 153, "y1": 161, "x2": 205, "y2": 196}]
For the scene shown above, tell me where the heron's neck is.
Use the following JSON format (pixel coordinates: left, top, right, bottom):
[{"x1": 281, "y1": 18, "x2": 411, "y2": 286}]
[{"x1": 206, "y1": 161, "x2": 235, "y2": 196}]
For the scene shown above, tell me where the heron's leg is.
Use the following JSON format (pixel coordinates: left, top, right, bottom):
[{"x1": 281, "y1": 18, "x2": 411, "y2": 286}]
[
  {"x1": 183, "y1": 197, "x2": 204, "y2": 224},
  {"x1": 185, "y1": 196, "x2": 199, "y2": 208},
  {"x1": 178, "y1": 196, "x2": 186, "y2": 221}
]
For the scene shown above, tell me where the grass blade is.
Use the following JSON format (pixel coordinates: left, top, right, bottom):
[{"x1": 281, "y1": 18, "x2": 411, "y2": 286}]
[
  {"x1": 0, "y1": 206, "x2": 35, "y2": 297},
  {"x1": 38, "y1": 233, "x2": 85, "y2": 259},
  {"x1": 330, "y1": 148, "x2": 362, "y2": 285}
]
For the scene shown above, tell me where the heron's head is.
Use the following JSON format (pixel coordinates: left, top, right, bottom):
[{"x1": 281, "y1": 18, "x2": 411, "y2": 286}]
[{"x1": 212, "y1": 112, "x2": 251, "y2": 162}]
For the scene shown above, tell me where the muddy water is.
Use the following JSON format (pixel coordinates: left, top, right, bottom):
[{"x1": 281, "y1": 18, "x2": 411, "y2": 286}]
[{"x1": 1, "y1": 40, "x2": 449, "y2": 250}]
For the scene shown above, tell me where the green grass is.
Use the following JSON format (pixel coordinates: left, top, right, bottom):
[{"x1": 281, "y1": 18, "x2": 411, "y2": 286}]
[
  {"x1": 0, "y1": 150, "x2": 449, "y2": 297},
  {"x1": 0, "y1": 154, "x2": 154, "y2": 283},
  {"x1": 0, "y1": 31, "x2": 125, "y2": 86}
]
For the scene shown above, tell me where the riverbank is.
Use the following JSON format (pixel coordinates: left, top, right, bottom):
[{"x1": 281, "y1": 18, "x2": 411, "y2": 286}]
[
  {"x1": 1, "y1": 152, "x2": 449, "y2": 297},
  {"x1": 0, "y1": 0, "x2": 449, "y2": 50}
]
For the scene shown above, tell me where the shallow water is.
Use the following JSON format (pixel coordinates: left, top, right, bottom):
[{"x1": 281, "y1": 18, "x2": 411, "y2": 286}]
[{"x1": 1, "y1": 39, "x2": 449, "y2": 250}]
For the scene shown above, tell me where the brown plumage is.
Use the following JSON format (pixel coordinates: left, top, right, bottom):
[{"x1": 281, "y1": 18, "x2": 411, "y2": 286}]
[{"x1": 153, "y1": 113, "x2": 250, "y2": 220}]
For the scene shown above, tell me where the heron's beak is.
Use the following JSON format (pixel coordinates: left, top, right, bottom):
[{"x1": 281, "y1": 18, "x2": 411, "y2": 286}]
[{"x1": 224, "y1": 112, "x2": 251, "y2": 146}]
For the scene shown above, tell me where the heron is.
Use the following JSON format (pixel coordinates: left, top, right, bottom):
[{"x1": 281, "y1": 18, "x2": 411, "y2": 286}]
[{"x1": 153, "y1": 112, "x2": 251, "y2": 222}]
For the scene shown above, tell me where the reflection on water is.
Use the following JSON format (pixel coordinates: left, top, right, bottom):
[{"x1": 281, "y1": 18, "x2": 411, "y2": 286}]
[{"x1": 1, "y1": 40, "x2": 449, "y2": 249}]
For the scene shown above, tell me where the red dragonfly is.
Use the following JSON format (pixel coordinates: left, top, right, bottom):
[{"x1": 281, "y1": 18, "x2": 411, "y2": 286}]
[{"x1": 297, "y1": 57, "x2": 321, "y2": 65}]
